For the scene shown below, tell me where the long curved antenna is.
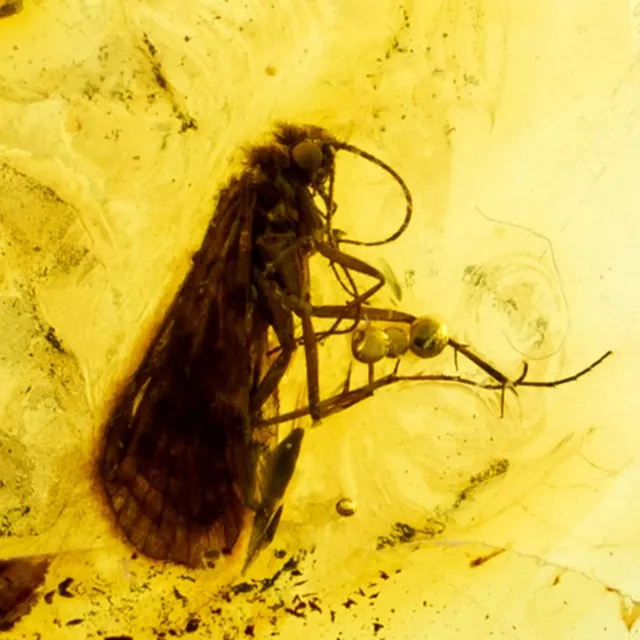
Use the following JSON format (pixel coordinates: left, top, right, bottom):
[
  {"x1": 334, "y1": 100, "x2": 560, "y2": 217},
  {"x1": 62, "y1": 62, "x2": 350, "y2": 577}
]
[{"x1": 333, "y1": 142, "x2": 413, "y2": 247}]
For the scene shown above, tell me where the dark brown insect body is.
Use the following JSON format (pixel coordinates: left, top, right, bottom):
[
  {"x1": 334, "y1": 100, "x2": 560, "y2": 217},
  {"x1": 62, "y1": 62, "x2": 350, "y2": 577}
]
[
  {"x1": 99, "y1": 123, "x2": 611, "y2": 570},
  {"x1": 100, "y1": 124, "x2": 413, "y2": 567}
]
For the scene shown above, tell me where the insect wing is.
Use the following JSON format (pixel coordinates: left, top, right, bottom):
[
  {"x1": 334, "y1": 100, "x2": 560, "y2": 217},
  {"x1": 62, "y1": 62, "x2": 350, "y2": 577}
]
[
  {"x1": 243, "y1": 427, "x2": 305, "y2": 571},
  {"x1": 101, "y1": 177, "x2": 265, "y2": 567}
]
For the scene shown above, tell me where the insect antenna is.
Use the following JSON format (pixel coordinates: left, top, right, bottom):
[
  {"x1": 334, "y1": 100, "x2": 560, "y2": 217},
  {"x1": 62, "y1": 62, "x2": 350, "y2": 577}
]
[
  {"x1": 309, "y1": 135, "x2": 413, "y2": 302},
  {"x1": 329, "y1": 142, "x2": 413, "y2": 247}
]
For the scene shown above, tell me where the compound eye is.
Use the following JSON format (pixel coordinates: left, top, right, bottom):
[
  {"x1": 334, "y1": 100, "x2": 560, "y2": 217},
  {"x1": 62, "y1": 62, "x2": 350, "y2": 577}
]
[
  {"x1": 351, "y1": 324, "x2": 390, "y2": 364},
  {"x1": 409, "y1": 316, "x2": 449, "y2": 359},
  {"x1": 291, "y1": 141, "x2": 323, "y2": 172}
]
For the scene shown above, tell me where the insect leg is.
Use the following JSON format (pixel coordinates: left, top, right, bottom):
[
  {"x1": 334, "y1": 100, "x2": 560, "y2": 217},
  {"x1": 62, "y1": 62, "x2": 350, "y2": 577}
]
[
  {"x1": 311, "y1": 304, "x2": 416, "y2": 323},
  {"x1": 310, "y1": 242, "x2": 389, "y2": 339},
  {"x1": 310, "y1": 305, "x2": 514, "y2": 388},
  {"x1": 249, "y1": 271, "x2": 297, "y2": 416},
  {"x1": 255, "y1": 365, "x2": 483, "y2": 427},
  {"x1": 269, "y1": 292, "x2": 323, "y2": 420},
  {"x1": 250, "y1": 267, "x2": 323, "y2": 421},
  {"x1": 255, "y1": 350, "x2": 613, "y2": 428}
]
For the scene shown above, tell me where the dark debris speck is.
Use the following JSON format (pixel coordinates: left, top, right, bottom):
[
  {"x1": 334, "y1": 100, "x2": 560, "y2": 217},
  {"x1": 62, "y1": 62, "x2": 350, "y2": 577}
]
[
  {"x1": 65, "y1": 618, "x2": 83, "y2": 626},
  {"x1": 232, "y1": 581, "x2": 255, "y2": 595},
  {"x1": 173, "y1": 587, "x2": 186, "y2": 601},
  {"x1": 44, "y1": 326, "x2": 64, "y2": 352},
  {"x1": 185, "y1": 618, "x2": 199, "y2": 632},
  {"x1": 57, "y1": 577, "x2": 74, "y2": 598},
  {"x1": 308, "y1": 600, "x2": 322, "y2": 613}
]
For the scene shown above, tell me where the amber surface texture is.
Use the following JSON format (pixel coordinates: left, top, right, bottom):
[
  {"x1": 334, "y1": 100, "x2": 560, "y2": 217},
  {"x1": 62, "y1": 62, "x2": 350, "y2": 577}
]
[{"x1": 0, "y1": 1, "x2": 637, "y2": 638}]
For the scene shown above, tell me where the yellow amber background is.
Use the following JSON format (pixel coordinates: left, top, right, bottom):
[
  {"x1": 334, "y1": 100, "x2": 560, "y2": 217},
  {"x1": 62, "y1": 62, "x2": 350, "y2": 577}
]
[{"x1": 0, "y1": 1, "x2": 638, "y2": 638}]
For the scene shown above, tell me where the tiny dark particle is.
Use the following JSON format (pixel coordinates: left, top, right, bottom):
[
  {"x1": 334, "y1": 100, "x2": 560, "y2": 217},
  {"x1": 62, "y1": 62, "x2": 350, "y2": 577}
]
[
  {"x1": 342, "y1": 598, "x2": 356, "y2": 609},
  {"x1": 185, "y1": 618, "x2": 199, "y2": 632},
  {"x1": 369, "y1": 592, "x2": 380, "y2": 599},
  {"x1": 178, "y1": 114, "x2": 198, "y2": 133},
  {"x1": 105, "y1": 636, "x2": 134, "y2": 640},
  {"x1": 173, "y1": 587, "x2": 186, "y2": 601},
  {"x1": 273, "y1": 549, "x2": 287, "y2": 559},
  {"x1": 232, "y1": 582, "x2": 255, "y2": 595},
  {"x1": 244, "y1": 624, "x2": 255, "y2": 637},
  {"x1": 284, "y1": 607, "x2": 305, "y2": 619},
  {"x1": 282, "y1": 557, "x2": 298, "y2": 572},
  {"x1": 309, "y1": 600, "x2": 322, "y2": 613},
  {"x1": 394, "y1": 522, "x2": 416, "y2": 542},
  {"x1": 153, "y1": 66, "x2": 169, "y2": 90},
  {"x1": 376, "y1": 536, "x2": 392, "y2": 551},
  {"x1": 259, "y1": 569, "x2": 282, "y2": 592},
  {"x1": 330, "y1": 610, "x2": 336, "y2": 622},
  {"x1": 210, "y1": 608, "x2": 222, "y2": 615},
  {"x1": 65, "y1": 618, "x2": 84, "y2": 626},
  {"x1": 142, "y1": 33, "x2": 157, "y2": 57},
  {"x1": 373, "y1": 622, "x2": 384, "y2": 633},
  {"x1": 379, "y1": 571, "x2": 389, "y2": 580},
  {"x1": 358, "y1": 588, "x2": 365, "y2": 597},
  {"x1": 57, "y1": 577, "x2": 74, "y2": 598},
  {"x1": 469, "y1": 549, "x2": 505, "y2": 568},
  {"x1": 44, "y1": 327, "x2": 64, "y2": 353},
  {"x1": 44, "y1": 590, "x2": 55, "y2": 604}
]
